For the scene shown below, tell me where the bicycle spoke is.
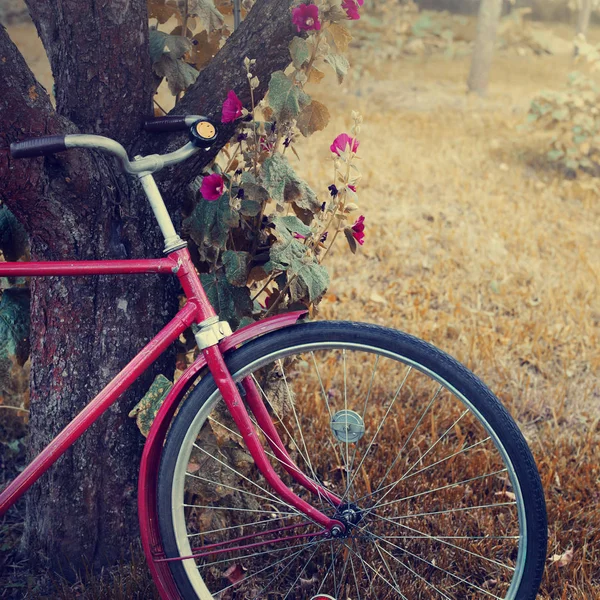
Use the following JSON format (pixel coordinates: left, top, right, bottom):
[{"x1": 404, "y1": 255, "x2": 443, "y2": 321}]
[
  {"x1": 185, "y1": 470, "x2": 297, "y2": 509},
  {"x1": 210, "y1": 414, "x2": 336, "y2": 510},
  {"x1": 369, "y1": 468, "x2": 508, "y2": 511},
  {"x1": 371, "y1": 383, "x2": 443, "y2": 497},
  {"x1": 339, "y1": 366, "x2": 413, "y2": 505},
  {"x1": 282, "y1": 542, "x2": 321, "y2": 600},
  {"x1": 213, "y1": 536, "x2": 325, "y2": 597},
  {"x1": 187, "y1": 515, "x2": 297, "y2": 539},
  {"x1": 360, "y1": 435, "x2": 493, "y2": 505},
  {"x1": 349, "y1": 549, "x2": 362, "y2": 600},
  {"x1": 372, "y1": 512, "x2": 517, "y2": 571},
  {"x1": 344, "y1": 540, "x2": 409, "y2": 600},
  {"x1": 192, "y1": 443, "x2": 303, "y2": 516},
  {"x1": 373, "y1": 532, "x2": 506, "y2": 600},
  {"x1": 382, "y1": 501, "x2": 517, "y2": 521},
  {"x1": 399, "y1": 408, "x2": 470, "y2": 481},
  {"x1": 182, "y1": 504, "x2": 297, "y2": 516},
  {"x1": 376, "y1": 541, "x2": 453, "y2": 600}
]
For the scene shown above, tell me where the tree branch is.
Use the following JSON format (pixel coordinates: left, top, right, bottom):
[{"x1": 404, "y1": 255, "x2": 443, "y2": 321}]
[
  {"x1": 25, "y1": 0, "x2": 153, "y2": 147},
  {"x1": 148, "y1": 0, "x2": 300, "y2": 197},
  {"x1": 0, "y1": 24, "x2": 86, "y2": 253}
]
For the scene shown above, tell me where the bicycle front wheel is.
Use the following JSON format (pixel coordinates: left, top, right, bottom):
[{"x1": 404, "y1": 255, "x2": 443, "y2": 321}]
[{"x1": 157, "y1": 321, "x2": 547, "y2": 600}]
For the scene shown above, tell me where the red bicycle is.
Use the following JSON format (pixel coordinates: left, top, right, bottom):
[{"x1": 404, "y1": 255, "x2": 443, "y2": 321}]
[{"x1": 0, "y1": 117, "x2": 547, "y2": 600}]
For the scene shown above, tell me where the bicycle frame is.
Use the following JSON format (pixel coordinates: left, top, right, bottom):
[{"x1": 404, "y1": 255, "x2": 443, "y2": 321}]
[
  {"x1": 1, "y1": 130, "x2": 345, "y2": 599},
  {"x1": 0, "y1": 248, "x2": 344, "y2": 598}
]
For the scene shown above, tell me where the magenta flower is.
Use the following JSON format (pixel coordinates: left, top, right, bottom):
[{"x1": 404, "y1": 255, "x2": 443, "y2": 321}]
[
  {"x1": 342, "y1": 0, "x2": 362, "y2": 20},
  {"x1": 348, "y1": 185, "x2": 357, "y2": 192},
  {"x1": 200, "y1": 173, "x2": 225, "y2": 201},
  {"x1": 330, "y1": 133, "x2": 360, "y2": 156},
  {"x1": 222, "y1": 90, "x2": 244, "y2": 124},
  {"x1": 292, "y1": 4, "x2": 321, "y2": 32},
  {"x1": 351, "y1": 215, "x2": 365, "y2": 246},
  {"x1": 293, "y1": 233, "x2": 307, "y2": 240}
]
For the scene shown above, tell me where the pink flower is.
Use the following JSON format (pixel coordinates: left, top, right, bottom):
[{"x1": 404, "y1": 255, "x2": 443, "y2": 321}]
[
  {"x1": 348, "y1": 185, "x2": 357, "y2": 192},
  {"x1": 330, "y1": 133, "x2": 360, "y2": 156},
  {"x1": 342, "y1": 0, "x2": 362, "y2": 20},
  {"x1": 200, "y1": 173, "x2": 225, "y2": 201},
  {"x1": 351, "y1": 215, "x2": 365, "y2": 245},
  {"x1": 222, "y1": 90, "x2": 244, "y2": 123},
  {"x1": 293, "y1": 233, "x2": 307, "y2": 240},
  {"x1": 292, "y1": 4, "x2": 321, "y2": 32}
]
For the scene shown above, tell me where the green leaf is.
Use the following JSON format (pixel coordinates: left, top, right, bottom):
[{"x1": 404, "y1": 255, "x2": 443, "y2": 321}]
[
  {"x1": 0, "y1": 206, "x2": 28, "y2": 262},
  {"x1": 149, "y1": 29, "x2": 192, "y2": 63},
  {"x1": 324, "y1": 53, "x2": 349, "y2": 84},
  {"x1": 0, "y1": 288, "x2": 30, "y2": 384},
  {"x1": 261, "y1": 153, "x2": 319, "y2": 212},
  {"x1": 547, "y1": 149, "x2": 564, "y2": 161},
  {"x1": 290, "y1": 37, "x2": 310, "y2": 69},
  {"x1": 565, "y1": 159, "x2": 580, "y2": 170},
  {"x1": 185, "y1": 0, "x2": 225, "y2": 31},
  {"x1": 295, "y1": 262, "x2": 329, "y2": 303},
  {"x1": 153, "y1": 56, "x2": 199, "y2": 95},
  {"x1": 239, "y1": 183, "x2": 268, "y2": 216},
  {"x1": 184, "y1": 193, "x2": 239, "y2": 251},
  {"x1": 296, "y1": 100, "x2": 330, "y2": 137},
  {"x1": 264, "y1": 235, "x2": 307, "y2": 274},
  {"x1": 222, "y1": 250, "x2": 251, "y2": 287},
  {"x1": 268, "y1": 71, "x2": 311, "y2": 120},
  {"x1": 552, "y1": 108, "x2": 569, "y2": 121},
  {"x1": 200, "y1": 272, "x2": 253, "y2": 329},
  {"x1": 273, "y1": 216, "x2": 312, "y2": 237},
  {"x1": 129, "y1": 374, "x2": 173, "y2": 438}
]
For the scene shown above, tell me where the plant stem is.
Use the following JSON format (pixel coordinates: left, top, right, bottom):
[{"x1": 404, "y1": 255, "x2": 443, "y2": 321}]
[{"x1": 264, "y1": 273, "x2": 298, "y2": 317}]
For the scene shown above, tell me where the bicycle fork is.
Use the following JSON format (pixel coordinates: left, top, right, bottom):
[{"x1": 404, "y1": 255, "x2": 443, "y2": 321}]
[{"x1": 199, "y1": 343, "x2": 346, "y2": 535}]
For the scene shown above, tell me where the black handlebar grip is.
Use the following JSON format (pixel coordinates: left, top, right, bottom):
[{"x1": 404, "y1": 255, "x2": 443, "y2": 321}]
[
  {"x1": 10, "y1": 135, "x2": 68, "y2": 159},
  {"x1": 143, "y1": 116, "x2": 189, "y2": 133}
]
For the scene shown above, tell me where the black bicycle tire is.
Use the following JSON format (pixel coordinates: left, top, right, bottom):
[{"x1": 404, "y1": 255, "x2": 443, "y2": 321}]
[{"x1": 157, "y1": 321, "x2": 547, "y2": 600}]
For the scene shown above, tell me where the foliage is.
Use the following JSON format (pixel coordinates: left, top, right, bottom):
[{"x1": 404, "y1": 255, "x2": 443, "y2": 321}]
[
  {"x1": 0, "y1": 204, "x2": 29, "y2": 408},
  {"x1": 527, "y1": 39, "x2": 600, "y2": 174},
  {"x1": 180, "y1": 2, "x2": 365, "y2": 328},
  {"x1": 0, "y1": 288, "x2": 30, "y2": 402},
  {"x1": 0, "y1": 205, "x2": 28, "y2": 263},
  {"x1": 128, "y1": 374, "x2": 173, "y2": 437}
]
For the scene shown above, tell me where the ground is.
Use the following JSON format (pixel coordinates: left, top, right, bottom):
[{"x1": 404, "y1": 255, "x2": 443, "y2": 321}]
[{"x1": 2, "y1": 11, "x2": 599, "y2": 599}]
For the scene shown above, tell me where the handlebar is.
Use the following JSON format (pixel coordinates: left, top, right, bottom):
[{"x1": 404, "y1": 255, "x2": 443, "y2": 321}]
[
  {"x1": 10, "y1": 135, "x2": 68, "y2": 159},
  {"x1": 10, "y1": 115, "x2": 218, "y2": 176},
  {"x1": 143, "y1": 115, "x2": 203, "y2": 133}
]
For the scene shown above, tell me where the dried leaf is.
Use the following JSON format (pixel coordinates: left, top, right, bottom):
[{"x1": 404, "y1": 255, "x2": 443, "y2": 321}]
[
  {"x1": 129, "y1": 374, "x2": 173, "y2": 437},
  {"x1": 326, "y1": 23, "x2": 353, "y2": 53},
  {"x1": 549, "y1": 548, "x2": 574, "y2": 567},
  {"x1": 183, "y1": 0, "x2": 225, "y2": 31},
  {"x1": 296, "y1": 100, "x2": 330, "y2": 137}
]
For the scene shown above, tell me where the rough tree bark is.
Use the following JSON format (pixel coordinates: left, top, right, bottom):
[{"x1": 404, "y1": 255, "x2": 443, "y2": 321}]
[
  {"x1": 467, "y1": 0, "x2": 503, "y2": 96},
  {"x1": 0, "y1": 0, "x2": 297, "y2": 578}
]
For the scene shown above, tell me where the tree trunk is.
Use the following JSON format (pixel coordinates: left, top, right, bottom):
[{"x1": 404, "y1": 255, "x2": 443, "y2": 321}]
[
  {"x1": 577, "y1": 0, "x2": 593, "y2": 38},
  {"x1": 0, "y1": 0, "x2": 297, "y2": 580},
  {"x1": 467, "y1": 0, "x2": 503, "y2": 96}
]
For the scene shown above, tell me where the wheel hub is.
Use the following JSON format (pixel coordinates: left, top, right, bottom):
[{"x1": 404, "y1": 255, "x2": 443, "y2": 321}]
[{"x1": 331, "y1": 502, "x2": 364, "y2": 538}]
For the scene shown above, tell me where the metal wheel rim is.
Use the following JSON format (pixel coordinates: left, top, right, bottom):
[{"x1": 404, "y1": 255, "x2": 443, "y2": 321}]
[{"x1": 169, "y1": 341, "x2": 528, "y2": 600}]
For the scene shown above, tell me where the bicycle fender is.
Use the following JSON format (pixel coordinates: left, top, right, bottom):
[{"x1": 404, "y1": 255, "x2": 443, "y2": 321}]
[{"x1": 138, "y1": 310, "x2": 307, "y2": 600}]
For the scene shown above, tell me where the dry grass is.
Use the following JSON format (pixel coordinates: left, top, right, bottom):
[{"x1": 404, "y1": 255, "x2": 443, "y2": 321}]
[
  {"x1": 295, "y1": 38, "x2": 600, "y2": 600},
  {"x1": 2, "y1": 15, "x2": 600, "y2": 599}
]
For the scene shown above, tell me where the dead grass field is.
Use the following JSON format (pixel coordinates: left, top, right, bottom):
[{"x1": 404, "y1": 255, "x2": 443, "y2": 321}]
[
  {"x1": 298, "y1": 40, "x2": 600, "y2": 600},
  {"x1": 3, "y1": 14, "x2": 600, "y2": 599}
]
